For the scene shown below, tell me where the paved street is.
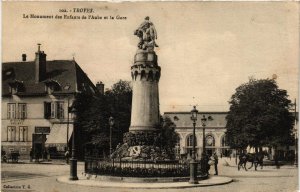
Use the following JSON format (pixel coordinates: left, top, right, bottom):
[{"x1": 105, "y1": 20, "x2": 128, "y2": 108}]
[{"x1": 1, "y1": 158, "x2": 298, "y2": 192}]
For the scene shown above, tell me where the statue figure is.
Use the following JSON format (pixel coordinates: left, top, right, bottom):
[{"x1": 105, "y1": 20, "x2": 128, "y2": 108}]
[{"x1": 134, "y1": 16, "x2": 158, "y2": 51}]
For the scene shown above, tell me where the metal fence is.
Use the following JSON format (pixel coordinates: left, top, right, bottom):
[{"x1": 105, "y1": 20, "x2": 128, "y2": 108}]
[{"x1": 84, "y1": 156, "x2": 195, "y2": 177}]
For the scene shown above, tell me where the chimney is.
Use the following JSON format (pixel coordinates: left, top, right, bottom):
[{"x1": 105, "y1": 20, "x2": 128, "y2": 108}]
[
  {"x1": 22, "y1": 54, "x2": 27, "y2": 61},
  {"x1": 96, "y1": 81, "x2": 104, "y2": 94},
  {"x1": 35, "y1": 43, "x2": 47, "y2": 83}
]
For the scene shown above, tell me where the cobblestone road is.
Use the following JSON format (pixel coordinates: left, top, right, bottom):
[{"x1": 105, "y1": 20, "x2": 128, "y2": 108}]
[{"x1": 1, "y1": 158, "x2": 298, "y2": 192}]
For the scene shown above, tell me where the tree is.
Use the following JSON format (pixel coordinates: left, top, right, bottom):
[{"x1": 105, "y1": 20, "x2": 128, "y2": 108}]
[
  {"x1": 75, "y1": 80, "x2": 132, "y2": 159},
  {"x1": 158, "y1": 116, "x2": 179, "y2": 151},
  {"x1": 104, "y1": 80, "x2": 132, "y2": 143},
  {"x1": 225, "y1": 78, "x2": 294, "y2": 152}
]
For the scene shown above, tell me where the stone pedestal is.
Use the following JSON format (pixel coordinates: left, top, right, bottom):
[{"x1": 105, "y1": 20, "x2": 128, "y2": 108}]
[{"x1": 129, "y1": 50, "x2": 161, "y2": 132}]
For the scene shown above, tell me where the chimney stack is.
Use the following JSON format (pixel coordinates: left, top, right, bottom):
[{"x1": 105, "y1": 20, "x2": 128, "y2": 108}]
[
  {"x1": 96, "y1": 81, "x2": 104, "y2": 94},
  {"x1": 22, "y1": 54, "x2": 27, "y2": 61},
  {"x1": 35, "y1": 43, "x2": 47, "y2": 83}
]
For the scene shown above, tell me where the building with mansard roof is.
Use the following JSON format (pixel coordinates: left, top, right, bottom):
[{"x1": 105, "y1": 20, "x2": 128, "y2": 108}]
[{"x1": 2, "y1": 44, "x2": 104, "y2": 159}]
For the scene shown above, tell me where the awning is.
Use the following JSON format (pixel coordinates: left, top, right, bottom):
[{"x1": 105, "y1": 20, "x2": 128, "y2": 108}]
[{"x1": 45, "y1": 124, "x2": 73, "y2": 146}]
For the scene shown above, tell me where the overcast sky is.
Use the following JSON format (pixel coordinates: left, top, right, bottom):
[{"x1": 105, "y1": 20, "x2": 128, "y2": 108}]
[{"x1": 2, "y1": 2, "x2": 299, "y2": 113}]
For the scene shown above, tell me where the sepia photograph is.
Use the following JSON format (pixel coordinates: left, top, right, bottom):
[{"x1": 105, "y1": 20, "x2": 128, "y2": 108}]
[{"x1": 1, "y1": 1, "x2": 299, "y2": 192}]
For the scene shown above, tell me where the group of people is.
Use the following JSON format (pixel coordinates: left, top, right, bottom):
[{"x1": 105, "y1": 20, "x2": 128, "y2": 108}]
[
  {"x1": 201, "y1": 152, "x2": 219, "y2": 176},
  {"x1": 29, "y1": 148, "x2": 50, "y2": 162}
]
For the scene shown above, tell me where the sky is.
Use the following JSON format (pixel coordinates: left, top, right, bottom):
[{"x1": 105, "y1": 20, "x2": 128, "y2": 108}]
[{"x1": 2, "y1": 2, "x2": 299, "y2": 113}]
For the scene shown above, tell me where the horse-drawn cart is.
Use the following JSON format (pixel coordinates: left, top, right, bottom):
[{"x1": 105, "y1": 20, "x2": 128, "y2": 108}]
[{"x1": 8, "y1": 151, "x2": 20, "y2": 163}]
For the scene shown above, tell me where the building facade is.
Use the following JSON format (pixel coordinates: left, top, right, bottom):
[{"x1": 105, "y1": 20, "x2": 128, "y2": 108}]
[
  {"x1": 164, "y1": 112, "x2": 231, "y2": 158},
  {"x1": 165, "y1": 111, "x2": 297, "y2": 161},
  {"x1": 2, "y1": 45, "x2": 100, "y2": 159}
]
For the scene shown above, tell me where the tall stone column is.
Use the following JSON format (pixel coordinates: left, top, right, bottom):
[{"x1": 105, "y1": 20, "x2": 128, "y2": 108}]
[{"x1": 129, "y1": 49, "x2": 161, "y2": 132}]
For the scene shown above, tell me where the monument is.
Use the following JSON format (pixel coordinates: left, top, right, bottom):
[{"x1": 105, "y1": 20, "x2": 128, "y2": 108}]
[
  {"x1": 111, "y1": 17, "x2": 173, "y2": 160},
  {"x1": 85, "y1": 17, "x2": 206, "y2": 179},
  {"x1": 129, "y1": 16, "x2": 160, "y2": 132}
]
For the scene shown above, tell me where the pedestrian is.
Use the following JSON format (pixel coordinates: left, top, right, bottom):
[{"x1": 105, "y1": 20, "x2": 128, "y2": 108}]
[
  {"x1": 201, "y1": 152, "x2": 210, "y2": 175},
  {"x1": 2, "y1": 148, "x2": 7, "y2": 163},
  {"x1": 274, "y1": 153, "x2": 280, "y2": 169},
  {"x1": 29, "y1": 148, "x2": 33, "y2": 162},
  {"x1": 35, "y1": 149, "x2": 40, "y2": 163},
  {"x1": 213, "y1": 152, "x2": 218, "y2": 175},
  {"x1": 65, "y1": 150, "x2": 70, "y2": 164},
  {"x1": 43, "y1": 150, "x2": 48, "y2": 161}
]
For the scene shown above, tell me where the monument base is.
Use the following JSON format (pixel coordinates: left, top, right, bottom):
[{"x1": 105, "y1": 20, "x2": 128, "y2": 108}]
[{"x1": 110, "y1": 131, "x2": 175, "y2": 160}]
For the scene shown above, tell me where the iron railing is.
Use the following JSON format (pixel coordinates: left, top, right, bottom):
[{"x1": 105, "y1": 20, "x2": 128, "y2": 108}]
[{"x1": 84, "y1": 156, "x2": 196, "y2": 177}]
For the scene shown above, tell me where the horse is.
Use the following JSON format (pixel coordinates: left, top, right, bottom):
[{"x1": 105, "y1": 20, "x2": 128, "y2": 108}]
[
  {"x1": 238, "y1": 153, "x2": 264, "y2": 171},
  {"x1": 238, "y1": 153, "x2": 248, "y2": 171},
  {"x1": 247, "y1": 153, "x2": 264, "y2": 171}
]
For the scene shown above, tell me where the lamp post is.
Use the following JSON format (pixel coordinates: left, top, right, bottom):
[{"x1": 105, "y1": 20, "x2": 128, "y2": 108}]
[
  {"x1": 69, "y1": 104, "x2": 78, "y2": 180},
  {"x1": 201, "y1": 115, "x2": 207, "y2": 155},
  {"x1": 189, "y1": 106, "x2": 198, "y2": 184},
  {"x1": 201, "y1": 115, "x2": 213, "y2": 155},
  {"x1": 66, "y1": 98, "x2": 70, "y2": 151},
  {"x1": 109, "y1": 117, "x2": 114, "y2": 157}
]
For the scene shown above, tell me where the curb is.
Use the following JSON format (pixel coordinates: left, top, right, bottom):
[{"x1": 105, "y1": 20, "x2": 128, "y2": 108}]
[{"x1": 56, "y1": 175, "x2": 233, "y2": 189}]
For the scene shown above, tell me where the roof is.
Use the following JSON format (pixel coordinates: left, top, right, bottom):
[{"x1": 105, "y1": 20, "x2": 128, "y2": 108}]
[
  {"x1": 164, "y1": 111, "x2": 228, "y2": 128},
  {"x1": 2, "y1": 60, "x2": 96, "y2": 96}
]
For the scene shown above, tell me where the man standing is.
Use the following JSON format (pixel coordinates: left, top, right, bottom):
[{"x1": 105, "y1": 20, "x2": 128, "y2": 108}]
[
  {"x1": 213, "y1": 152, "x2": 219, "y2": 175},
  {"x1": 29, "y1": 148, "x2": 33, "y2": 162},
  {"x1": 65, "y1": 150, "x2": 70, "y2": 164}
]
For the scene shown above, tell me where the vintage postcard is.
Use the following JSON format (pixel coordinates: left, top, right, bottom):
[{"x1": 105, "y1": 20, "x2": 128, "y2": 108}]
[{"x1": 1, "y1": 1, "x2": 299, "y2": 192}]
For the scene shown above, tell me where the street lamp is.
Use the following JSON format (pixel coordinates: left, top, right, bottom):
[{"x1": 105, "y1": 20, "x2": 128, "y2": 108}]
[
  {"x1": 189, "y1": 105, "x2": 198, "y2": 184},
  {"x1": 109, "y1": 116, "x2": 114, "y2": 157},
  {"x1": 69, "y1": 104, "x2": 78, "y2": 180},
  {"x1": 201, "y1": 115, "x2": 213, "y2": 155},
  {"x1": 201, "y1": 115, "x2": 207, "y2": 155}
]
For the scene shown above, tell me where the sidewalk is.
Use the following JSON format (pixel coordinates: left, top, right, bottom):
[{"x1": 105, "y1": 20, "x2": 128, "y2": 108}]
[{"x1": 57, "y1": 175, "x2": 233, "y2": 189}]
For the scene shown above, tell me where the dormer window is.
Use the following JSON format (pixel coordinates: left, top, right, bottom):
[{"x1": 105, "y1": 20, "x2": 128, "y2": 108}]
[
  {"x1": 44, "y1": 79, "x2": 61, "y2": 94},
  {"x1": 8, "y1": 80, "x2": 24, "y2": 95}
]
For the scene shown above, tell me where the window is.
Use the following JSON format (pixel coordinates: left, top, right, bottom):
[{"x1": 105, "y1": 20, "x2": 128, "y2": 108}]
[
  {"x1": 205, "y1": 135, "x2": 215, "y2": 146},
  {"x1": 19, "y1": 126, "x2": 28, "y2": 142},
  {"x1": 51, "y1": 102, "x2": 56, "y2": 118},
  {"x1": 18, "y1": 103, "x2": 27, "y2": 119},
  {"x1": 187, "y1": 134, "x2": 197, "y2": 147},
  {"x1": 44, "y1": 101, "x2": 64, "y2": 119},
  {"x1": 7, "y1": 103, "x2": 27, "y2": 119},
  {"x1": 57, "y1": 102, "x2": 64, "y2": 119},
  {"x1": 7, "y1": 103, "x2": 16, "y2": 119},
  {"x1": 7, "y1": 126, "x2": 16, "y2": 141}
]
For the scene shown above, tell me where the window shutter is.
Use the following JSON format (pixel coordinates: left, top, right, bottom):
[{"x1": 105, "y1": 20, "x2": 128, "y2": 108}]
[{"x1": 44, "y1": 102, "x2": 51, "y2": 119}]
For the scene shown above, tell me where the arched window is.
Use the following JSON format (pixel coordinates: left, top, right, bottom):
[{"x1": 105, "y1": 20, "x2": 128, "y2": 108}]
[
  {"x1": 187, "y1": 134, "x2": 197, "y2": 147},
  {"x1": 221, "y1": 135, "x2": 228, "y2": 147},
  {"x1": 141, "y1": 70, "x2": 146, "y2": 80},
  {"x1": 147, "y1": 70, "x2": 154, "y2": 81},
  {"x1": 205, "y1": 135, "x2": 215, "y2": 146},
  {"x1": 134, "y1": 71, "x2": 138, "y2": 80}
]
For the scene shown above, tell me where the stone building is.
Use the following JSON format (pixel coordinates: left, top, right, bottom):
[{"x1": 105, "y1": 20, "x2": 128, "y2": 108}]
[
  {"x1": 164, "y1": 111, "x2": 231, "y2": 158},
  {"x1": 165, "y1": 111, "x2": 297, "y2": 160},
  {"x1": 2, "y1": 44, "x2": 101, "y2": 159}
]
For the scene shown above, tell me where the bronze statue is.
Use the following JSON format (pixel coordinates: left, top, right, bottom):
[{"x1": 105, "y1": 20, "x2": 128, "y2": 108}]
[{"x1": 134, "y1": 16, "x2": 158, "y2": 51}]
